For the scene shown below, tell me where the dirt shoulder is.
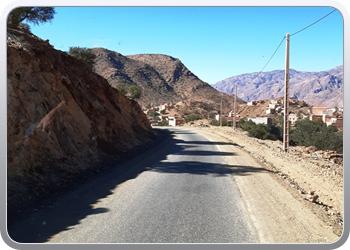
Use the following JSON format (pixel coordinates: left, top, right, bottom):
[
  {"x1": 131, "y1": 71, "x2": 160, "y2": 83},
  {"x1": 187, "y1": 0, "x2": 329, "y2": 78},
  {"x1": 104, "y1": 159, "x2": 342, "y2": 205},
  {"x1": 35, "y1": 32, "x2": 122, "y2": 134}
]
[{"x1": 178, "y1": 125, "x2": 343, "y2": 243}]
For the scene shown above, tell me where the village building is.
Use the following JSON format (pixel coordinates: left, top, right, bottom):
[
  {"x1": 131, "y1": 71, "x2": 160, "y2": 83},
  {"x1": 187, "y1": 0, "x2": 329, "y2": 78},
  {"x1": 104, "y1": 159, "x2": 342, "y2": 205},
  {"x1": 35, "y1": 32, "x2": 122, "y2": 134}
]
[
  {"x1": 269, "y1": 103, "x2": 277, "y2": 109},
  {"x1": 309, "y1": 114, "x2": 343, "y2": 130},
  {"x1": 332, "y1": 118, "x2": 343, "y2": 130},
  {"x1": 321, "y1": 109, "x2": 335, "y2": 116},
  {"x1": 215, "y1": 114, "x2": 224, "y2": 121},
  {"x1": 216, "y1": 113, "x2": 240, "y2": 122},
  {"x1": 161, "y1": 104, "x2": 174, "y2": 111},
  {"x1": 310, "y1": 114, "x2": 327, "y2": 122},
  {"x1": 228, "y1": 111, "x2": 240, "y2": 119},
  {"x1": 280, "y1": 98, "x2": 298, "y2": 106},
  {"x1": 266, "y1": 99, "x2": 284, "y2": 114},
  {"x1": 143, "y1": 108, "x2": 156, "y2": 115},
  {"x1": 168, "y1": 117, "x2": 184, "y2": 126},
  {"x1": 275, "y1": 107, "x2": 282, "y2": 113},
  {"x1": 247, "y1": 101, "x2": 257, "y2": 106},
  {"x1": 248, "y1": 117, "x2": 272, "y2": 127},
  {"x1": 270, "y1": 99, "x2": 281, "y2": 105},
  {"x1": 158, "y1": 115, "x2": 168, "y2": 121},
  {"x1": 288, "y1": 113, "x2": 298, "y2": 126},
  {"x1": 266, "y1": 108, "x2": 275, "y2": 114},
  {"x1": 312, "y1": 104, "x2": 327, "y2": 115}
]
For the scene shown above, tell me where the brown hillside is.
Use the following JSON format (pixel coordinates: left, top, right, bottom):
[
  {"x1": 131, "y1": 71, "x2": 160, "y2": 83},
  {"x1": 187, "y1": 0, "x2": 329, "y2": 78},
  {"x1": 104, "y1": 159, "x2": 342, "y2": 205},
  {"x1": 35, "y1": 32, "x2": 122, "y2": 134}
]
[
  {"x1": 237, "y1": 97, "x2": 311, "y2": 122},
  {"x1": 92, "y1": 49, "x2": 245, "y2": 116},
  {"x1": 7, "y1": 29, "x2": 154, "y2": 210}
]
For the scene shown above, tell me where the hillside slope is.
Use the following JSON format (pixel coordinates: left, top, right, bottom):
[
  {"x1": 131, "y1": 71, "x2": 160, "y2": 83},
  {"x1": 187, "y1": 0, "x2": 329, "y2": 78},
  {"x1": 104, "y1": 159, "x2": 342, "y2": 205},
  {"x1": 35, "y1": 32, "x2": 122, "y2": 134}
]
[
  {"x1": 7, "y1": 29, "x2": 154, "y2": 210},
  {"x1": 213, "y1": 66, "x2": 343, "y2": 108},
  {"x1": 92, "y1": 48, "x2": 244, "y2": 114}
]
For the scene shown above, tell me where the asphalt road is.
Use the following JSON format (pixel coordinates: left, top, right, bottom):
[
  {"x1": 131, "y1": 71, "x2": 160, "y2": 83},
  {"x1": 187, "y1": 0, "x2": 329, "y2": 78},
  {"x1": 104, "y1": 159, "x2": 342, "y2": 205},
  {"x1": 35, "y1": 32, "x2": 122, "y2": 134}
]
[{"x1": 8, "y1": 128, "x2": 258, "y2": 244}]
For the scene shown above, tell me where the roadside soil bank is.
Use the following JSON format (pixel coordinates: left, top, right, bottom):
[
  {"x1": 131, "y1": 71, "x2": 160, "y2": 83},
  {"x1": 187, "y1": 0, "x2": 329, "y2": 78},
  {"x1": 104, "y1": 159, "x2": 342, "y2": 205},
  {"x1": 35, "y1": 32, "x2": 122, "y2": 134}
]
[{"x1": 178, "y1": 125, "x2": 343, "y2": 243}]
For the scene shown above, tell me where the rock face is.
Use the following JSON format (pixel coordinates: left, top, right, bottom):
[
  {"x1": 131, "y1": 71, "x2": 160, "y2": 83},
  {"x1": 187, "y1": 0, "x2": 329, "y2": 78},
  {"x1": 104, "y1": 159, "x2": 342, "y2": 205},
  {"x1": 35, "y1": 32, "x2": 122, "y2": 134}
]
[
  {"x1": 212, "y1": 66, "x2": 343, "y2": 108},
  {"x1": 7, "y1": 29, "x2": 154, "y2": 208},
  {"x1": 92, "y1": 48, "x2": 244, "y2": 111}
]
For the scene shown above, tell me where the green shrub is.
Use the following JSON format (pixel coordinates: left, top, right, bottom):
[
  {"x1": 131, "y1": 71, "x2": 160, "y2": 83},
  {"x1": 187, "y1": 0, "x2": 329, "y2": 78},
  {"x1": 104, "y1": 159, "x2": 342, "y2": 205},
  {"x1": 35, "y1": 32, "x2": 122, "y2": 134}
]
[
  {"x1": 242, "y1": 120, "x2": 276, "y2": 140},
  {"x1": 159, "y1": 120, "x2": 168, "y2": 126},
  {"x1": 114, "y1": 83, "x2": 128, "y2": 96},
  {"x1": 184, "y1": 114, "x2": 200, "y2": 123},
  {"x1": 290, "y1": 119, "x2": 343, "y2": 153},
  {"x1": 210, "y1": 119, "x2": 220, "y2": 126},
  {"x1": 238, "y1": 118, "x2": 246, "y2": 128},
  {"x1": 129, "y1": 85, "x2": 142, "y2": 100},
  {"x1": 68, "y1": 47, "x2": 96, "y2": 68}
]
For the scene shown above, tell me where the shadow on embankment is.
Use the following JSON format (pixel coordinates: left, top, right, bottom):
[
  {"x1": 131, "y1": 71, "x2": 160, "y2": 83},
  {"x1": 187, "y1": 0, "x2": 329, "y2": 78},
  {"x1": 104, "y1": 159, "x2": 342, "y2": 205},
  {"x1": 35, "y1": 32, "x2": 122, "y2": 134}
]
[{"x1": 7, "y1": 128, "x2": 273, "y2": 243}]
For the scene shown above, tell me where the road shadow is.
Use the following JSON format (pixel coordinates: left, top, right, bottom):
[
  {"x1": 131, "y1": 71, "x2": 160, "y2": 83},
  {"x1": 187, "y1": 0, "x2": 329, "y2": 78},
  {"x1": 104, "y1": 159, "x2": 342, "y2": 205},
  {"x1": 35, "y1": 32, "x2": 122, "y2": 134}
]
[
  {"x1": 7, "y1": 128, "x2": 272, "y2": 243},
  {"x1": 177, "y1": 140, "x2": 243, "y2": 148},
  {"x1": 147, "y1": 161, "x2": 272, "y2": 177}
]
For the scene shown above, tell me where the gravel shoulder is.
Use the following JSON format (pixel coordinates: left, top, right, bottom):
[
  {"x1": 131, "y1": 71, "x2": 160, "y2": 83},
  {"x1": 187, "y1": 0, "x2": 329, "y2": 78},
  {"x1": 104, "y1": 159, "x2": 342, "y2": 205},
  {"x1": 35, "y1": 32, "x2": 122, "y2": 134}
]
[{"x1": 178, "y1": 126, "x2": 343, "y2": 243}]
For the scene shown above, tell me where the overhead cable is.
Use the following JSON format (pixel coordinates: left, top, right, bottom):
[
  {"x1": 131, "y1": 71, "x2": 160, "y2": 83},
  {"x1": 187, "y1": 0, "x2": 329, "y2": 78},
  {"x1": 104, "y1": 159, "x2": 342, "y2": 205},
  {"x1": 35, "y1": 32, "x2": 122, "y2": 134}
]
[
  {"x1": 290, "y1": 9, "x2": 337, "y2": 37},
  {"x1": 247, "y1": 9, "x2": 337, "y2": 85},
  {"x1": 248, "y1": 36, "x2": 286, "y2": 85}
]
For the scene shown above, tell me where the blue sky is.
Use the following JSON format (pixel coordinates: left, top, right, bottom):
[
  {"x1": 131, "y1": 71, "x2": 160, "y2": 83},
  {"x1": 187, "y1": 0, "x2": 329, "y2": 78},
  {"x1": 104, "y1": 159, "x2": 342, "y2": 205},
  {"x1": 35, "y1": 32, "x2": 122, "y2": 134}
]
[{"x1": 27, "y1": 6, "x2": 343, "y2": 84}]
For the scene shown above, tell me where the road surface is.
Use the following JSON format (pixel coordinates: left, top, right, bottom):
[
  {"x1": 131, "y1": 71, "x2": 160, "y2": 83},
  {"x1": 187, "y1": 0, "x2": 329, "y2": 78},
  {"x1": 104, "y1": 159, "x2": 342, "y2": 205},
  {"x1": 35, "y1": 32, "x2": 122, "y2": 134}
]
[{"x1": 8, "y1": 128, "x2": 258, "y2": 243}]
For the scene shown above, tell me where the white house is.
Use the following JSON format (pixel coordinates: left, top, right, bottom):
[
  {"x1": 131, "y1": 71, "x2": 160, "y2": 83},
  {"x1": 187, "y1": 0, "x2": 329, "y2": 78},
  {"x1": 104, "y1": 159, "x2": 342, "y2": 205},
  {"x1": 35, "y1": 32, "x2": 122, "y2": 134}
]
[
  {"x1": 266, "y1": 108, "x2": 275, "y2": 114},
  {"x1": 168, "y1": 117, "x2": 184, "y2": 126},
  {"x1": 288, "y1": 113, "x2": 298, "y2": 126},
  {"x1": 248, "y1": 117, "x2": 272, "y2": 127},
  {"x1": 269, "y1": 103, "x2": 277, "y2": 109},
  {"x1": 247, "y1": 101, "x2": 257, "y2": 106}
]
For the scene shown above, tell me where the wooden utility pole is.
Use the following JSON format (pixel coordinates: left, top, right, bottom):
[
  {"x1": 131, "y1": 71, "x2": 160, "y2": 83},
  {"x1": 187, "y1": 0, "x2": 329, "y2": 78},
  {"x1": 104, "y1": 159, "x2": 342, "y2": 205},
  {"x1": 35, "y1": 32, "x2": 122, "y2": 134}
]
[
  {"x1": 233, "y1": 84, "x2": 237, "y2": 130},
  {"x1": 283, "y1": 33, "x2": 290, "y2": 152},
  {"x1": 220, "y1": 98, "x2": 223, "y2": 127}
]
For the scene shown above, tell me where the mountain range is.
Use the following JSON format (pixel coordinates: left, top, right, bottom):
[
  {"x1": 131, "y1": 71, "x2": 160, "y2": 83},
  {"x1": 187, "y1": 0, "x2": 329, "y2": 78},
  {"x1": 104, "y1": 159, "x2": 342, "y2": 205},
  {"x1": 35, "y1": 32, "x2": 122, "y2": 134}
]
[{"x1": 212, "y1": 66, "x2": 343, "y2": 108}]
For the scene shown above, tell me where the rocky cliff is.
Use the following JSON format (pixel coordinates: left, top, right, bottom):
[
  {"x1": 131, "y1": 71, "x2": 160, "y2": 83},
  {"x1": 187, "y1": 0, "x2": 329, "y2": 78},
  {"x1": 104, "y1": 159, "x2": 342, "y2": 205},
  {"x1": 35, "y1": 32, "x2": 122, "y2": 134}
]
[{"x1": 7, "y1": 29, "x2": 154, "y2": 210}]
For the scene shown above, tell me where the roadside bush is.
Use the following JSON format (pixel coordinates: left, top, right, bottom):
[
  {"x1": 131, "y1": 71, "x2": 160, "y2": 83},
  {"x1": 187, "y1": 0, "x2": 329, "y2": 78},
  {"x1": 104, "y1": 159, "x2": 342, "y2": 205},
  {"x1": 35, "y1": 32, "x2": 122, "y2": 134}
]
[
  {"x1": 159, "y1": 120, "x2": 168, "y2": 126},
  {"x1": 242, "y1": 120, "x2": 276, "y2": 140},
  {"x1": 184, "y1": 114, "x2": 200, "y2": 123},
  {"x1": 210, "y1": 119, "x2": 220, "y2": 126},
  {"x1": 221, "y1": 118, "x2": 229, "y2": 126},
  {"x1": 290, "y1": 119, "x2": 343, "y2": 153},
  {"x1": 238, "y1": 118, "x2": 246, "y2": 128},
  {"x1": 242, "y1": 120, "x2": 256, "y2": 131},
  {"x1": 270, "y1": 125, "x2": 283, "y2": 141}
]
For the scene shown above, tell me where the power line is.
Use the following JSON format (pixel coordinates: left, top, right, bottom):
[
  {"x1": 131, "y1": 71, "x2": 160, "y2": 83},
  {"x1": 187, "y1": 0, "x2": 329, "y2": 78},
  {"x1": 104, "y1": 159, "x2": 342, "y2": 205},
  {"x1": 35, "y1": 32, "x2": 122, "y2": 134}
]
[
  {"x1": 257, "y1": 36, "x2": 286, "y2": 76},
  {"x1": 248, "y1": 36, "x2": 286, "y2": 85},
  {"x1": 290, "y1": 9, "x2": 337, "y2": 37},
  {"x1": 247, "y1": 9, "x2": 336, "y2": 85}
]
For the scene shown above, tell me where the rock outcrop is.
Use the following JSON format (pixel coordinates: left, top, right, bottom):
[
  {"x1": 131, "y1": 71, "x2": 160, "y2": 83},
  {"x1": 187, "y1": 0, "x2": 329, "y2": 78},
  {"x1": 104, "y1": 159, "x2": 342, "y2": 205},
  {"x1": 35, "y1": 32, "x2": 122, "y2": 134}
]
[{"x1": 7, "y1": 29, "x2": 154, "y2": 209}]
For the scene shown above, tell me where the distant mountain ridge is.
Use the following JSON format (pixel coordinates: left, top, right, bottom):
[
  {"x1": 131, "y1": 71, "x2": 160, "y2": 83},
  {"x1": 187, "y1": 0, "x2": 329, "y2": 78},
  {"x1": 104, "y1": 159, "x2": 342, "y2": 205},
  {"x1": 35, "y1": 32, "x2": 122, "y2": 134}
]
[{"x1": 212, "y1": 65, "x2": 343, "y2": 108}]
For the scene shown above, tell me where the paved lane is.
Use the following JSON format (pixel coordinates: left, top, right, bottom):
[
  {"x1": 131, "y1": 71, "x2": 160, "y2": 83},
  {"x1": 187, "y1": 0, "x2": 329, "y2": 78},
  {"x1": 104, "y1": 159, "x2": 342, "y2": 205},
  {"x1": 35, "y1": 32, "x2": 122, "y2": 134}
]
[
  {"x1": 8, "y1": 128, "x2": 258, "y2": 243},
  {"x1": 51, "y1": 128, "x2": 257, "y2": 243}
]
